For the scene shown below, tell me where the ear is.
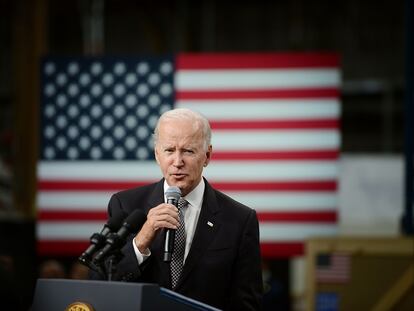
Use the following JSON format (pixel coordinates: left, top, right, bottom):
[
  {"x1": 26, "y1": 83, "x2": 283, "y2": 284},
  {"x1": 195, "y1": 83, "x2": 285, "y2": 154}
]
[{"x1": 204, "y1": 145, "x2": 212, "y2": 167}]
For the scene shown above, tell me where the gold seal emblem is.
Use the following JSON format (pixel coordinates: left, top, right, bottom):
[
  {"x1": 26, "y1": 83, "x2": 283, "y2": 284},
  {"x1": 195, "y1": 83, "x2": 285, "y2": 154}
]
[{"x1": 65, "y1": 301, "x2": 94, "y2": 311}]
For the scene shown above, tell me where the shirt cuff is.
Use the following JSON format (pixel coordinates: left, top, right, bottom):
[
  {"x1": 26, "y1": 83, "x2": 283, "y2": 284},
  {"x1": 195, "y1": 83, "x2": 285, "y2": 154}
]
[{"x1": 132, "y1": 238, "x2": 151, "y2": 265}]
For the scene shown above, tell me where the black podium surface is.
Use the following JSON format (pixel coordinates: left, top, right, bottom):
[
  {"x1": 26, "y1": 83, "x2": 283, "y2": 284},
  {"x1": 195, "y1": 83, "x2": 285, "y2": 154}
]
[{"x1": 32, "y1": 279, "x2": 221, "y2": 311}]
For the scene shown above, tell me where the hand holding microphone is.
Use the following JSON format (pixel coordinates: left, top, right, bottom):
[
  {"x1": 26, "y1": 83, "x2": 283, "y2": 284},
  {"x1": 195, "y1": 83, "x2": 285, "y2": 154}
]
[
  {"x1": 135, "y1": 187, "x2": 181, "y2": 260},
  {"x1": 163, "y1": 186, "x2": 181, "y2": 262}
]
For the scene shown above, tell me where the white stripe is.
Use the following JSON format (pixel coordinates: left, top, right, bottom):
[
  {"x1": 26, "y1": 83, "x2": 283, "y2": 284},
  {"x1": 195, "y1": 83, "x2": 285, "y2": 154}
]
[
  {"x1": 224, "y1": 191, "x2": 337, "y2": 210},
  {"x1": 38, "y1": 161, "x2": 160, "y2": 180},
  {"x1": 259, "y1": 223, "x2": 338, "y2": 241},
  {"x1": 37, "y1": 222, "x2": 103, "y2": 239},
  {"x1": 176, "y1": 69, "x2": 340, "y2": 90},
  {"x1": 212, "y1": 130, "x2": 340, "y2": 151},
  {"x1": 37, "y1": 221, "x2": 337, "y2": 241},
  {"x1": 205, "y1": 161, "x2": 338, "y2": 181},
  {"x1": 37, "y1": 191, "x2": 337, "y2": 211},
  {"x1": 177, "y1": 99, "x2": 340, "y2": 120},
  {"x1": 38, "y1": 160, "x2": 338, "y2": 181},
  {"x1": 37, "y1": 191, "x2": 112, "y2": 210}
]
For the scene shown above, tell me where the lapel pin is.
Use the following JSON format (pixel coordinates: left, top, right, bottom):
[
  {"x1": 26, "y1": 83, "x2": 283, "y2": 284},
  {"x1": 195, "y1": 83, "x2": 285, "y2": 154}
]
[{"x1": 207, "y1": 221, "x2": 214, "y2": 227}]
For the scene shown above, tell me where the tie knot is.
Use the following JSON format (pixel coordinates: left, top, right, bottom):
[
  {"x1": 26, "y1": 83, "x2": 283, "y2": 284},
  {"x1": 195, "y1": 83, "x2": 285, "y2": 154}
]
[{"x1": 178, "y1": 198, "x2": 188, "y2": 210}]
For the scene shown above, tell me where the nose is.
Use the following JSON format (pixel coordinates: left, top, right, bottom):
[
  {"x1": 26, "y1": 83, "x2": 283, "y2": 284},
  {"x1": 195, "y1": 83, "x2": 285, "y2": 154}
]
[{"x1": 172, "y1": 151, "x2": 184, "y2": 167}]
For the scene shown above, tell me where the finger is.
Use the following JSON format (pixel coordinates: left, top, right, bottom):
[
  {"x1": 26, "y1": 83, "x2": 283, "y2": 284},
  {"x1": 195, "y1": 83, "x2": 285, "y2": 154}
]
[
  {"x1": 152, "y1": 214, "x2": 180, "y2": 228},
  {"x1": 147, "y1": 211, "x2": 179, "y2": 229},
  {"x1": 148, "y1": 206, "x2": 179, "y2": 222}
]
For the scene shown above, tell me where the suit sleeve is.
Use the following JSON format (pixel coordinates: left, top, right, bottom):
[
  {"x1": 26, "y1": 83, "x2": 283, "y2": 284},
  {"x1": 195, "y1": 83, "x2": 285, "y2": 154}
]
[{"x1": 227, "y1": 209, "x2": 263, "y2": 310}]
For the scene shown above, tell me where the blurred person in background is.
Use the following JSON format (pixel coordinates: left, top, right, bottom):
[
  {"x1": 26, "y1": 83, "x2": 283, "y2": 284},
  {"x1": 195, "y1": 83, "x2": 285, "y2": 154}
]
[
  {"x1": 69, "y1": 261, "x2": 89, "y2": 280},
  {"x1": 38, "y1": 259, "x2": 66, "y2": 279},
  {"x1": 90, "y1": 108, "x2": 263, "y2": 310}
]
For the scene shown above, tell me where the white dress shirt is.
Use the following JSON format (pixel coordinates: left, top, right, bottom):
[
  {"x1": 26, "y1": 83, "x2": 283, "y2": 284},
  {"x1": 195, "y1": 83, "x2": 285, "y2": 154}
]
[{"x1": 133, "y1": 179, "x2": 205, "y2": 265}]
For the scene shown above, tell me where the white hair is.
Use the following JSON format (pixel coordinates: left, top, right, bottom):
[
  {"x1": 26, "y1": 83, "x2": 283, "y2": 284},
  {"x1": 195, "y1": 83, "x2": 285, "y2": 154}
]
[{"x1": 153, "y1": 108, "x2": 212, "y2": 150}]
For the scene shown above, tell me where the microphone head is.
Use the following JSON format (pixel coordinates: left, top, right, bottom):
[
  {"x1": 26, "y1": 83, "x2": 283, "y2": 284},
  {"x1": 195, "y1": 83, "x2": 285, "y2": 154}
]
[
  {"x1": 165, "y1": 186, "x2": 181, "y2": 201},
  {"x1": 107, "y1": 209, "x2": 127, "y2": 231}
]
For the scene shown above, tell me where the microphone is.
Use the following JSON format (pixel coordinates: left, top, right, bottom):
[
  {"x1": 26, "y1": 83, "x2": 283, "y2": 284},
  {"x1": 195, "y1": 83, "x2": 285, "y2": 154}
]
[
  {"x1": 93, "y1": 209, "x2": 147, "y2": 263},
  {"x1": 163, "y1": 186, "x2": 181, "y2": 262},
  {"x1": 78, "y1": 209, "x2": 126, "y2": 269}
]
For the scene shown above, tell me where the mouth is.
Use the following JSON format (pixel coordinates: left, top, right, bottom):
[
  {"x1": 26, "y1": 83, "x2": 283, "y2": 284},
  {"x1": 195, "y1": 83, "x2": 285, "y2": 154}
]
[{"x1": 171, "y1": 173, "x2": 187, "y2": 179}]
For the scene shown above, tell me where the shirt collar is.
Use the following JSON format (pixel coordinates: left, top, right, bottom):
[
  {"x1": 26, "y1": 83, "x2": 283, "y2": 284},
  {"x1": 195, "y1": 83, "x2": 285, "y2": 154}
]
[{"x1": 163, "y1": 178, "x2": 205, "y2": 208}]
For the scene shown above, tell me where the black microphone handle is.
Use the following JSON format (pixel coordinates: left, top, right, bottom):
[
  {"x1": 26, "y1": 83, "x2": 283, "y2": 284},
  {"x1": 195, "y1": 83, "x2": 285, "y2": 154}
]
[
  {"x1": 163, "y1": 229, "x2": 176, "y2": 261},
  {"x1": 163, "y1": 197, "x2": 179, "y2": 262},
  {"x1": 79, "y1": 226, "x2": 110, "y2": 263},
  {"x1": 79, "y1": 210, "x2": 127, "y2": 267},
  {"x1": 92, "y1": 209, "x2": 147, "y2": 264},
  {"x1": 94, "y1": 242, "x2": 113, "y2": 263},
  {"x1": 93, "y1": 232, "x2": 122, "y2": 263}
]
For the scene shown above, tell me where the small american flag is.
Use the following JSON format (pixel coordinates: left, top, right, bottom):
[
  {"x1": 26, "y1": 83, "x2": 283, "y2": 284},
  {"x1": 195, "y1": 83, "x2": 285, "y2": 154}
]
[
  {"x1": 316, "y1": 253, "x2": 351, "y2": 283},
  {"x1": 37, "y1": 53, "x2": 341, "y2": 257}
]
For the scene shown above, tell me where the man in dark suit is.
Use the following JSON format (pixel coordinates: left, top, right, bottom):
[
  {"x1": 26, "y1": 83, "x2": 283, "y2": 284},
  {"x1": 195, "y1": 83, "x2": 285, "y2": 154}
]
[{"x1": 92, "y1": 108, "x2": 263, "y2": 310}]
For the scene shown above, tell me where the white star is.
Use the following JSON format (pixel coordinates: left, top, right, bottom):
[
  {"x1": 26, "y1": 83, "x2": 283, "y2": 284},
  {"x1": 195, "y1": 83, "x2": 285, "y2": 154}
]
[
  {"x1": 56, "y1": 73, "x2": 68, "y2": 86},
  {"x1": 44, "y1": 62, "x2": 56, "y2": 75},
  {"x1": 56, "y1": 94, "x2": 68, "y2": 107},
  {"x1": 79, "y1": 73, "x2": 91, "y2": 86},
  {"x1": 44, "y1": 84, "x2": 56, "y2": 97},
  {"x1": 90, "y1": 147, "x2": 102, "y2": 159},
  {"x1": 137, "y1": 62, "x2": 149, "y2": 75},
  {"x1": 125, "y1": 94, "x2": 137, "y2": 107},
  {"x1": 91, "y1": 62, "x2": 103, "y2": 75},
  {"x1": 67, "y1": 62, "x2": 79, "y2": 75},
  {"x1": 102, "y1": 73, "x2": 114, "y2": 86},
  {"x1": 160, "y1": 62, "x2": 173, "y2": 75},
  {"x1": 114, "y1": 62, "x2": 126, "y2": 75},
  {"x1": 125, "y1": 73, "x2": 137, "y2": 86}
]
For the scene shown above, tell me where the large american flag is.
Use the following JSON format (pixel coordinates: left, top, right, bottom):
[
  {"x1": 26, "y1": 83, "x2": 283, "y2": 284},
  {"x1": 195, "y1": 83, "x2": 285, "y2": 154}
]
[{"x1": 37, "y1": 53, "x2": 341, "y2": 258}]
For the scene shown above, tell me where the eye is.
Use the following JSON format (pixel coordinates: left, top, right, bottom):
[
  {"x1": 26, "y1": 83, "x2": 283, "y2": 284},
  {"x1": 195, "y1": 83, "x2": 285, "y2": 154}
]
[{"x1": 184, "y1": 149, "x2": 194, "y2": 154}]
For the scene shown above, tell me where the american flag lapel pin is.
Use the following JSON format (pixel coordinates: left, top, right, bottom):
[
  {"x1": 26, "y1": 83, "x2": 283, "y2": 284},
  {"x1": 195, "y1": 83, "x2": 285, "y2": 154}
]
[{"x1": 207, "y1": 221, "x2": 214, "y2": 227}]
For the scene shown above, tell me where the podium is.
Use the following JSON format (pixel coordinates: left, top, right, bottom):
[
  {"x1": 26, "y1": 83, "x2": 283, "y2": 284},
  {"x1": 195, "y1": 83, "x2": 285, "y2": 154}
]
[{"x1": 32, "y1": 279, "x2": 221, "y2": 311}]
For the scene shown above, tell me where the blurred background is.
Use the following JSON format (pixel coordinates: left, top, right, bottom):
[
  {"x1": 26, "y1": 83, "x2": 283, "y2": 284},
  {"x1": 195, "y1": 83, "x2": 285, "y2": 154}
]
[{"x1": 0, "y1": 0, "x2": 413, "y2": 310}]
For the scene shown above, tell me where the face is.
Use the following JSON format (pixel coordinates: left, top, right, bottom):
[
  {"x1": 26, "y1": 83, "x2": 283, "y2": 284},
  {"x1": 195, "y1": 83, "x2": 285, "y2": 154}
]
[{"x1": 154, "y1": 118, "x2": 212, "y2": 196}]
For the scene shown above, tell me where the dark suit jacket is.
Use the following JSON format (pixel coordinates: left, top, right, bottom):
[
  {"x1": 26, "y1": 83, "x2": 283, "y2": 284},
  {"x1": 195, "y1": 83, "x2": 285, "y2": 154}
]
[{"x1": 92, "y1": 178, "x2": 263, "y2": 310}]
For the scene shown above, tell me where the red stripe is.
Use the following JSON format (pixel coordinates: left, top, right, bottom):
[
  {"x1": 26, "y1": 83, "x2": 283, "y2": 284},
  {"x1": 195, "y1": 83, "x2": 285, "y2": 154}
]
[
  {"x1": 210, "y1": 119, "x2": 339, "y2": 130},
  {"x1": 38, "y1": 180, "x2": 337, "y2": 192},
  {"x1": 37, "y1": 240, "x2": 304, "y2": 257},
  {"x1": 37, "y1": 240, "x2": 89, "y2": 256},
  {"x1": 260, "y1": 242, "x2": 304, "y2": 258},
  {"x1": 257, "y1": 211, "x2": 337, "y2": 223},
  {"x1": 212, "y1": 150, "x2": 339, "y2": 160},
  {"x1": 176, "y1": 88, "x2": 339, "y2": 100},
  {"x1": 177, "y1": 53, "x2": 340, "y2": 69},
  {"x1": 38, "y1": 210, "x2": 108, "y2": 221},
  {"x1": 212, "y1": 181, "x2": 337, "y2": 191},
  {"x1": 38, "y1": 180, "x2": 153, "y2": 191},
  {"x1": 38, "y1": 210, "x2": 337, "y2": 223}
]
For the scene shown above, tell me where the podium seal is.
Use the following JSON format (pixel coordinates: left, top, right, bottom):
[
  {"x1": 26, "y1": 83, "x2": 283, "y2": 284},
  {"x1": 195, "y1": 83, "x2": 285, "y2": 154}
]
[{"x1": 65, "y1": 302, "x2": 94, "y2": 311}]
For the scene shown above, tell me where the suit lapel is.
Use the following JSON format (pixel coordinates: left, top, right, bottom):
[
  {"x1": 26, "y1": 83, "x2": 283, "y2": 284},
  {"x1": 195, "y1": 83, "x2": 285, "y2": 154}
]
[
  {"x1": 146, "y1": 179, "x2": 164, "y2": 212},
  {"x1": 175, "y1": 180, "x2": 221, "y2": 289}
]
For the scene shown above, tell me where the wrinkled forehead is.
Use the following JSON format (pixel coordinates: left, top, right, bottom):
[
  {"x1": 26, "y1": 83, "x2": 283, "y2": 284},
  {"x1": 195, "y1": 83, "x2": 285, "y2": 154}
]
[
  {"x1": 160, "y1": 117, "x2": 203, "y2": 136},
  {"x1": 157, "y1": 118, "x2": 205, "y2": 145},
  {"x1": 161, "y1": 112, "x2": 203, "y2": 128}
]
